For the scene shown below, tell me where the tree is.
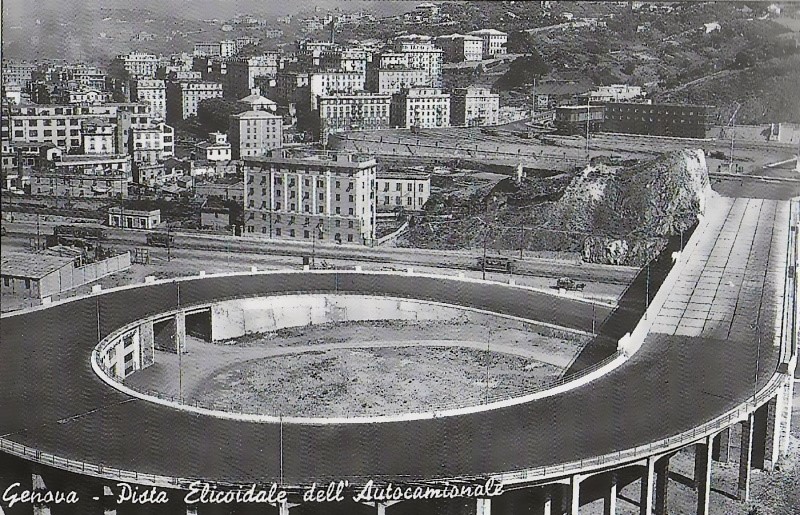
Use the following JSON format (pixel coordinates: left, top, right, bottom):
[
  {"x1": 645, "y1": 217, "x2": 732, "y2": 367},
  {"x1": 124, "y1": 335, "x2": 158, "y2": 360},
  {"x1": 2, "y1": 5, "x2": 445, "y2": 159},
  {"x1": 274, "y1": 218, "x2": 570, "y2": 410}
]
[
  {"x1": 506, "y1": 31, "x2": 537, "y2": 54},
  {"x1": 196, "y1": 98, "x2": 248, "y2": 134},
  {"x1": 494, "y1": 52, "x2": 550, "y2": 91}
]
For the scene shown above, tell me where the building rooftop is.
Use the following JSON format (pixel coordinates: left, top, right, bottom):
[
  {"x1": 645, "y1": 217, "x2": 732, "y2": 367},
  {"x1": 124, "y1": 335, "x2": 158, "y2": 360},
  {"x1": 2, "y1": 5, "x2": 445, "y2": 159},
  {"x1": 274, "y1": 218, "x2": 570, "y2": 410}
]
[
  {"x1": 469, "y1": 29, "x2": 508, "y2": 36},
  {"x1": 231, "y1": 110, "x2": 282, "y2": 119},
  {"x1": 244, "y1": 152, "x2": 376, "y2": 169},
  {"x1": 378, "y1": 169, "x2": 431, "y2": 180},
  {"x1": 1, "y1": 252, "x2": 75, "y2": 280}
]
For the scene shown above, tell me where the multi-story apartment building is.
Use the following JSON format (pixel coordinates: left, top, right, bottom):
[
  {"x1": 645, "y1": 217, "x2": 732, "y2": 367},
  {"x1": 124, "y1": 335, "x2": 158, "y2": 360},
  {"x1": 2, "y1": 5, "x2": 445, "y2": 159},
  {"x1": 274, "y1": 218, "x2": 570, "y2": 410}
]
[
  {"x1": 392, "y1": 35, "x2": 443, "y2": 87},
  {"x1": 243, "y1": 152, "x2": 377, "y2": 245},
  {"x1": 317, "y1": 92, "x2": 390, "y2": 143},
  {"x1": 602, "y1": 102, "x2": 710, "y2": 139},
  {"x1": 131, "y1": 80, "x2": 167, "y2": 121},
  {"x1": 391, "y1": 87, "x2": 450, "y2": 129},
  {"x1": 450, "y1": 86, "x2": 500, "y2": 127},
  {"x1": 368, "y1": 67, "x2": 431, "y2": 95},
  {"x1": 229, "y1": 110, "x2": 283, "y2": 159},
  {"x1": 308, "y1": 71, "x2": 365, "y2": 110},
  {"x1": 587, "y1": 85, "x2": 645, "y2": 103},
  {"x1": 165, "y1": 81, "x2": 224, "y2": 123},
  {"x1": 59, "y1": 88, "x2": 111, "y2": 105},
  {"x1": 1, "y1": 61, "x2": 37, "y2": 87},
  {"x1": 376, "y1": 169, "x2": 431, "y2": 212},
  {"x1": 51, "y1": 64, "x2": 107, "y2": 90},
  {"x1": 6, "y1": 103, "x2": 151, "y2": 153},
  {"x1": 193, "y1": 40, "x2": 237, "y2": 58},
  {"x1": 434, "y1": 34, "x2": 483, "y2": 62},
  {"x1": 225, "y1": 55, "x2": 280, "y2": 100},
  {"x1": 274, "y1": 71, "x2": 310, "y2": 105},
  {"x1": 82, "y1": 119, "x2": 116, "y2": 154},
  {"x1": 195, "y1": 132, "x2": 232, "y2": 162},
  {"x1": 111, "y1": 52, "x2": 160, "y2": 80},
  {"x1": 131, "y1": 123, "x2": 175, "y2": 164},
  {"x1": 30, "y1": 153, "x2": 132, "y2": 199},
  {"x1": 468, "y1": 29, "x2": 508, "y2": 57}
]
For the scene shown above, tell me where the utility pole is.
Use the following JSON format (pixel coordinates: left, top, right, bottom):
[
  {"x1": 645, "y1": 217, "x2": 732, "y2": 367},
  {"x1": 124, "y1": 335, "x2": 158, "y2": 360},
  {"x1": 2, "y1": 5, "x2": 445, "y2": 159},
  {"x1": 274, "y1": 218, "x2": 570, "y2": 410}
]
[
  {"x1": 585, "y1": 95, "x2": 591, "y2": 164},
  {"x1": 482, "y1": 223, "x2": 489, "y2": 281},
  {"x1": 167, "y1": 222, "x2": 172, "y2": 262},
  {"x1": 727, "y1": 102, "x2": 741, "y2": 173}
]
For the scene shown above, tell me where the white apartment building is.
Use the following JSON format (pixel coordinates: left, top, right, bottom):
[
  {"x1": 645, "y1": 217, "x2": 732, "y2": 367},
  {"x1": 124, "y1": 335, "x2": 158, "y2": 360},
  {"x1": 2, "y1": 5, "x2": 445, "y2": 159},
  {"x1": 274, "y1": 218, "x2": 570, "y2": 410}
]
[
  {"x1": 318, "y1": 92, "x2": 391, "y2": 142},
  {"x1": 112, "y1": 52, "x2": 159, "y2": 79},
  {"x1": 392, "y1": 35, "x2": 443, "y2": 87},
  {"x1": 61, "y1": 88, "x2": 111, "y2": 105},
  {"x1": 588, "y1": 84, "x2": 644, "y2": 103},
  {"x1": 195, "y1": 132, "x2": 232, "y2": 162},
  {"x1": 450, "y1": 86, "x2": 500, "y2": 127},
  {"x1": 31, "y1": 154, "x2": 132, "y2": 199},
  {"x1": 309, "y1": 71, "x2": 366, "y2": 110},
  {"x1": 131, "y1": 79, "x2": 167, "y2": 121},
  {"x1": 243, "y1": 152, "x2": 377, "y2": 245},
  {"x1": 468, "y1": 29, "x2": 508, "y2": 57},
  {"x1": 81, "y1": 119, "x2": 116, "y2": 154},
  {"x1": 229, "y1": 110, "x2": 283, "y2": 159},
  {"x1": 165, "y1": 81, "x2": 224, "y2": 122},
  {"x1": 131, "y1": 123, "x2": 174, "y2": 164},
  {"x1": 376, "y1": 169, "x2": 430, "y2": 211},
  {"x1": 369, "y1": 68, "x2": 431, "y2": 95},
  {"x1": 435, "y1": 34, "x2": 483, "y2": 62},
  {"x1": 391, "y1": 87, "x2": 450, "y2": 129},
  {"x1": 7, "y1": 103, "x2": 151, "y2": 152}
]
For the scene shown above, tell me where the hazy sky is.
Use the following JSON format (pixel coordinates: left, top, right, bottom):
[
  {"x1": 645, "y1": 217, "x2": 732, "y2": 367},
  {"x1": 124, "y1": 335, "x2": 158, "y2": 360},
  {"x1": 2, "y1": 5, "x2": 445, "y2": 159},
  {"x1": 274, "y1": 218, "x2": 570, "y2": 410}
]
[{"x1": 2, "y1": 0, "x2": 416, "y2": 24}]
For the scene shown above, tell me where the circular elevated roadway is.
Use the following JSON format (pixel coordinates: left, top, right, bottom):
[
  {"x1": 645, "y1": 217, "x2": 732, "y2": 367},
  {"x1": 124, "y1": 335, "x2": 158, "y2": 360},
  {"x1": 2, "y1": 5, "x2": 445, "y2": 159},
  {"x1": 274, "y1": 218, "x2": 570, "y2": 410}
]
[{"x1": 0, "y1": 271, "x2": 781, "y2": 488}]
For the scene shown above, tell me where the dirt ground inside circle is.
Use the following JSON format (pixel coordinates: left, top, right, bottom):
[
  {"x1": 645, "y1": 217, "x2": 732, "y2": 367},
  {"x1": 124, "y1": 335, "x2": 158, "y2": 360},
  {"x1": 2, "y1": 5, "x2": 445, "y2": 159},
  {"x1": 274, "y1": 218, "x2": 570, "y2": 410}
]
[{"x1": 126, "y1": 313, "x2": 591, "y2": 417}]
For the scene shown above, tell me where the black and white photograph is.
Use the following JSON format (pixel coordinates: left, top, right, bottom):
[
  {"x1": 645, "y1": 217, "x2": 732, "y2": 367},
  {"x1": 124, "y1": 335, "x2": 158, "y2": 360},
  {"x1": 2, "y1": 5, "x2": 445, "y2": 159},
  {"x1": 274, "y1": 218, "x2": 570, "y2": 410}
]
[{"x1": 1, "y1": 1, "x2": 799, "y2": 514}]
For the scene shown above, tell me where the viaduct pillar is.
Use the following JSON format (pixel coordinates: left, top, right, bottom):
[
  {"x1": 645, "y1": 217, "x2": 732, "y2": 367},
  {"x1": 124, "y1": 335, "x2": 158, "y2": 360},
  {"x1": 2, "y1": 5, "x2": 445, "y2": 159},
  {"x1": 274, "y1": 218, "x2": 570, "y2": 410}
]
[
  {"x1": 139, "y1": 319, "x2": 155, "y2": 368},
  {"x1": 711, "y1": 427, "x2": 731, "y2": 463},
  {"x1": 694, "y1": 436, "x2": 713, "y2": 515},
  {"x1": 654, "y1": 456, "x2": 670, "y2": 515},
  {"x1": 476, "y1": 497, "x2": 492, "y2": 515},
  {"x1": 603, "y1": 474, "x2": 617, "y2": 515},
  {"x1": 738, "y1": 414, "x2": 755, "y2": 501},
  {"x1": 639, "y1": 457, "x2": 655, "y2": 515}
]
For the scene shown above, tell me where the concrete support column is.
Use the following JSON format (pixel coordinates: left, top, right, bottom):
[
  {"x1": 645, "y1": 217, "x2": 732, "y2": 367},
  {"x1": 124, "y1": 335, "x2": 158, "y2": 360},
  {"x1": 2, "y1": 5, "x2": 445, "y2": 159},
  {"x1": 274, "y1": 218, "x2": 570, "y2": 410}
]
[
  {"x1": 603, "y1": 474, "x2": 617, "y2": 515},
  {"x1": 103, "y1": 485, "x2": 117, "y2": 515},
  {"x1": 537, "y1": 486, "x2": 553, "y2": 515},
  {"x1": 139, "y1": 319, "x2": 155, "y2": 368},
  {"x1": 694, "y1": 436, "x2": 713, "y2": 515},
  {"x1": 712, "y1": 427, "x2": 731, "y2": 463},
  {"x1": 186, "y1": 506, "x2": 198, "y2": 515},
  {"x1": 738, "y1": 414, "x2": 755, "y2": 501},
  {"x1": 778, "y1": 374, "x2": 794, "y2": 456},
  {"x1": 476, "y1": 498, "x2": 492, "y2": 515},
  {"x1": 565, "y1": 475, "x2": 581, "y2": 515},
  {"x1": 175, "y1": 311, "x2": 186, "y2": 354},
  {"x1": 654, "y1": 456, "x2": 670, "y2": 515},
  {"x1": 31, "y1": 473, "x2": 52, "y2": 515},
  {"x1": 640, "y1": 457, "x2": 655, "y2": 515},
  {"x1": 763, "y1": 394, "x2": 782, "y2": 470}
]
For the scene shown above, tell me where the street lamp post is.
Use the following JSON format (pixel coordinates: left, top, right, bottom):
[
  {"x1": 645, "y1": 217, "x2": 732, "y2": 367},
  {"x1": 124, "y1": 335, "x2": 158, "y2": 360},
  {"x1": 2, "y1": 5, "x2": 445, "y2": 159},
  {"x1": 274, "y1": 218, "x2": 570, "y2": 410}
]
[{"x1": 750, "y1": 323, "x2": 761, "y2": 405}]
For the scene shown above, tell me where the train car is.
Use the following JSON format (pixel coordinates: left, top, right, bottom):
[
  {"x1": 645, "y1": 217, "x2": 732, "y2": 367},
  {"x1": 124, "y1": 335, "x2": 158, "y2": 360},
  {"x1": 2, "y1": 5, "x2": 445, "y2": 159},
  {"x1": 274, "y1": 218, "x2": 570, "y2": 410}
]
[
  {"x1": 147, "y1": 233, "x2": 174, "y2": 247},
  {"x1": 476, "y1": 256, "x2": 515, "y2": 274},
  {"x1": 53, "y1": 225, "x2": 107, "y2": 241}
]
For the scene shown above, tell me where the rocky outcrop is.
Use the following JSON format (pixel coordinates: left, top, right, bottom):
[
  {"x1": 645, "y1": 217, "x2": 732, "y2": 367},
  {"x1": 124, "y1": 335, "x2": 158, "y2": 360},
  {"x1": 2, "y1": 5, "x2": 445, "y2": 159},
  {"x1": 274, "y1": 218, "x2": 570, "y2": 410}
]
[{"x1": 550, "y1": 149, "x2": 710, "y2": 266}]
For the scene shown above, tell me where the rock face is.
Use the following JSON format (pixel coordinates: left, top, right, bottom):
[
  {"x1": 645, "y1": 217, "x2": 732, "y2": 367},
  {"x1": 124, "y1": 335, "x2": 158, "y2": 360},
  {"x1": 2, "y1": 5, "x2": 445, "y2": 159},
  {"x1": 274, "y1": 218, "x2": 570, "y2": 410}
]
[{"x1": 550, "y1": 149, "x2": 710, "y2": 266}]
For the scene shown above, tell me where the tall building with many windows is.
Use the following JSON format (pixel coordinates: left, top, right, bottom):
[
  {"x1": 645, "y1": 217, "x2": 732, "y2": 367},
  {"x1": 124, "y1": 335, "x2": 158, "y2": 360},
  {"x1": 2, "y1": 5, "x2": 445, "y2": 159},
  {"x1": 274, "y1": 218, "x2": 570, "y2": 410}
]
[
  {"x1": 243, "y1": 152, "x2": 376, "y2": 245},
  {"x1": 390, "y1": 87, "x2": 450, "y2": 129},
  {"x1": 434, "y1": 34, "x2": 483, "y2": 62},
  {"x1": 467, "y1": 29, "x2": 508, "y2": 57},
  {"x1": 131, "y1": 80, "x2": 167, "y2": 121},
  {"x1": 317, "y1": 92, "x2": 390, "y2": 143},
  {"x1": 450, "y1": 86, "x2": 500, "y2": 127},
  {"x1": 228, "y1": 110, "x2": 283, "y2": 159},
  {"x1": 165, "y1": 81, "x2": 224, "y2": 123}
]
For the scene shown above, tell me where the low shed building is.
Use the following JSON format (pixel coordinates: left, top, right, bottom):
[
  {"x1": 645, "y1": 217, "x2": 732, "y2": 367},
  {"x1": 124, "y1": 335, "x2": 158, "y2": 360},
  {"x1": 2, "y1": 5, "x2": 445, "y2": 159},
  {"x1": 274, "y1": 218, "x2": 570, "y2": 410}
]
[{"x1": 1, "y1": 252, "x2": 77, "y2": 299}]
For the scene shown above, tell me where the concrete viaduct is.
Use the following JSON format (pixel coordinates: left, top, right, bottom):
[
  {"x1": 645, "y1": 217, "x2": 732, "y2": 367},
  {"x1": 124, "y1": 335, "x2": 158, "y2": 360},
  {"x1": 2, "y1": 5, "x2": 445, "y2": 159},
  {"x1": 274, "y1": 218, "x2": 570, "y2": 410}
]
[{"x1": 0, "y1": 197, "x2": 797, "y2": 515}]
